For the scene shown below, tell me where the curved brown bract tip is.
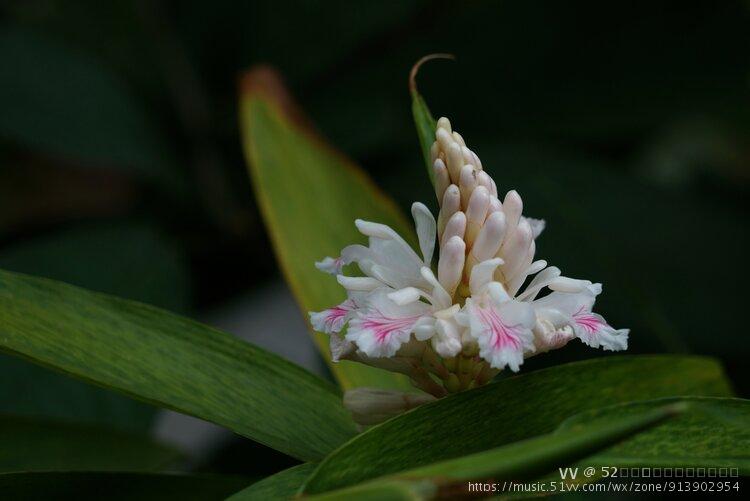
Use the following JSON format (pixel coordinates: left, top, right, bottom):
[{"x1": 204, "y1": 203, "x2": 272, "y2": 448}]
[
  {"x1": 409, "y1": 53, "x2": 456, "y2": 94},
  {"x1": 239, "y1": 65, "x2": 313, "y2": 132}
]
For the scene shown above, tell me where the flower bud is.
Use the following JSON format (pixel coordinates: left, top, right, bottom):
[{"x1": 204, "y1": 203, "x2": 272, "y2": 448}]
[
  {"x1": 436, "y1": 125, "x2": 453, "y2": 150},
  {"x1": 438, "y1": 235, "x2": 465, "y2": 297},
  {"x1": 430, "y1": 141, "x2": 440, "y2": 164},
  {"x1": 452, "y1": 131, "x2": 465, "y2": 146},
  {"x1": 344, "y1": 388, "x2": 435, "y2": 426},
  {"x1": 488, "y1": 196, "x2": 502, "y2": 214},
  {"x1": 458, "y1": 164, "x2": 478, "y2": 209},
  {"x1": 447, "y1": 143, "x2": 465, "y2": 182},
  {"x1": 441, "y1": 211, "x2": 467, "y2": 248},
  {"x1": 502, "y1": 190, "x2": 523, "y2": 239},
  {"x1": 433, "y1": 158, "x2": 450, "y2": 202},
  {"x1": 500, "y1": 219, "x2": 533, "y2": 280},
  {"x1": 472, "y1": 211, "x2": 506, "y2": 262},
  {"x1": 476, "y1": 170, "x2": 496, "y2": 197},
  {"x1": 465, "y1": 186, "x2": 490, "y2": 246},
  {"x1": 437, "y1": 116, "x2": 452, "y2": 133},
  {"x1": 437, "y1": 184, "x2": 461, "y2": 238}
]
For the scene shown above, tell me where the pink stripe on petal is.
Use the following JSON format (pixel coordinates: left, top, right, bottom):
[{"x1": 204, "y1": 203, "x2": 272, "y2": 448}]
[
  {"x1": 360, "y1": 312, "x2": 421, "y2": 344},
  {"x1": 316, "y1": 299, "x2": 355, "y2": 333},
  {"x1": 476, "y1": 306, "x2": 523, "y2": 352},
  {"x1": 573, "y1": 307, "x2": 607, "y2": 334}
]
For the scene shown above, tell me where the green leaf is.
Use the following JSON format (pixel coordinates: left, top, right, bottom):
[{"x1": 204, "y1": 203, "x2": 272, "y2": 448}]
[
  {"x1": 310, "y1": 481, "x2": 432, "y2": 501},
  {"x1": 0, "y1": 26, "x2": 181, "y2": 188},
  {"x1": 301, "y1": 355, "x2": 732, "y2": 493},
  {"x1": 228, "y1": 464, "x2": 317, "y2": 501},
  {"x1": 411, "y1": 92, "x2": 435, "y2": 185},
  {"x1": 0, "y1": 269, "x2": 357, "y2": 461},
  {"x1": 239, "y1": 67, "x2": 414, "y2": 392},
  {"x1": 0, "y1": 415, "x2": 181, "y2": 472},
  {"x1": 0, "y1": 222, "x2": 191, "y2": 433},
  {"x1": 0, "y1": 472, "x2": 250, "y2": 501},
  {"x1": 307, "y1": 403, "x2": 679, "y2": 499},
  {"x1": 0, "y1": 355, "x2": 154, "y2": 434},
  {"x1": 559, "y1": 397, "x2": 750, "y2": 472},
  {"x1": 409, "y1": 55, "x2": 453, "y2": 185}
]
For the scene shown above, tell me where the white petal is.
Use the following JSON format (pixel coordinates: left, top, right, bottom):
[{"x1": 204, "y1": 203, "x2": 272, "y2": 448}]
[
  {"x1": 469, "y1": 258, "x2": 504, "y2": 296},
  {"x1": 309, "y1": 299, "x2": 356, "y2": 334},
  {"x1": 315, "y1": 256, "x2": 344, "y2": 275},
  {"x1": 523, "y1": 216, "x2": 546, "y2": 239},
  {"x1": 337, "y1": 275, "x2": 382, "y2": 291},
  {"x1": 346, "y1": 291, "x2": 430, "y2": 357},
  {"x1": 486, "y1": 281, "x2": 512, "y2": 304},
  {"x1": 572, "y1": 310, "x2": 629, "y2": 352},
  {"x1": 432, "y1": 318, "x2": 463, "y2": 358},
  {"x1": 548, "y1": 277, "x2": 589, "y2": 293},
  {"x1": 413, "y1": 316, "x2": 436, "y2": 341},
  {"x1": 387, "y1": 287, "x2": 422, "y2": 306},
  {"x1": 533, "y1": 287, "x2": 598, "y2": 315},
  {"x1": 531, "y1": 320, "x2": 575, "y2": 354},
  {"x1": 420, "y1": 266, "x2": 452, "y2": 310},
  {"x1": 411, "y1": 202, "x2": 436, "y2": 264},
  {"x1": 465, "y1": 298, "x2": 535, "y2": 371},
  {"x1": 353, "y1": 219, "x2": 427, "y2": 290},
  {"x1": 516, "y1": 266, "x2": 561, "y2": 301}
]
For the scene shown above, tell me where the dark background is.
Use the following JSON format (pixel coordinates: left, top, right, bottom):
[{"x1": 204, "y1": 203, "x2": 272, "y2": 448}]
[{"x1": 0, "y1": 0, "x2": 748, "y2": 477}]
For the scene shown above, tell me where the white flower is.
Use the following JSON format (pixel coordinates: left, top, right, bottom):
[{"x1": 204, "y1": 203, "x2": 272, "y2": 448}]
[{"x1": 309, "y1": 116, "x2": 628, "y2": 397}]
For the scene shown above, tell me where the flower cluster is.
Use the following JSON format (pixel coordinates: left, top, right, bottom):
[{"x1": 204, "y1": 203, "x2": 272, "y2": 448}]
[{"x1": 310, "y1": 118, "x2": 628, "y2": 397}]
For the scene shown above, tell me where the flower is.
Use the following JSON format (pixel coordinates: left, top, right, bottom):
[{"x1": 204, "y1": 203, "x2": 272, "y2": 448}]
[{"x1": 310, "y1": 117, "x2": 628, "y2": 398}]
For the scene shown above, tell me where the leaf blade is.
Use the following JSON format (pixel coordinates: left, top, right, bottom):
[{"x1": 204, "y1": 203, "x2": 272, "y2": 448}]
[
  {"x1": 228, "y1": 464, "x2": 317, "y2": 501},
  {"x1": 0, "y1": 269, "x2": 357, "y2": 461},
  {"x1": 302, "y1": 355, "x2": 732, "y2": 493},
  {"x1": 559, "y1": 397, "x2": 750, "y2": 472},
  {"x1": 0, "y1": 415, "x2": 181, "y2": 473},
  {"x1": 308, "y1": 403, "x2": 679, "y2": 499},
  {"x1": 239, "y1": 67, "x2": 414, "y2": 391}
]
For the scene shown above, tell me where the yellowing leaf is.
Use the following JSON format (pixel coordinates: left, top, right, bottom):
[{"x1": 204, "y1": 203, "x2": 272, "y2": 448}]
[{"x1": 239, "y1": 67, "x2": 414, "y2": 391}]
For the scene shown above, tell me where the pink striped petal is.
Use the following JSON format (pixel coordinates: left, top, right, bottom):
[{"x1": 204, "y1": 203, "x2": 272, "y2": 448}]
[{"x1": 309, "y1": 299, "x2": 356, "y2": 334}]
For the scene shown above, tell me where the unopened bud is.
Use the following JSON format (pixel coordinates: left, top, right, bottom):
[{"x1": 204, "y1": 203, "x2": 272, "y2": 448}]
[
  {"x1": 344, "y1": 388, "x2": 435, "y2": 426},
  {"x1": 438, "y1": 235, "x2": 465, "y2": 297},
  {"x1": 465, "y1": 186, "x2": 490, "y2": 246},
  {"x1": 433, "y1": 159, "x2": 450, "y2": 202},
  {"x1": 447, "y1": 143, "x2": 465, "y2": 182},
  {"x1": 472, "y1": 211, "x2": 506, "y2": 262},
  {"x1": 441, "y1": 211, "x2": 467, "y2": 247},
  {"x1": 458, "y1": 164, "x2": 478, "y2": 209}
]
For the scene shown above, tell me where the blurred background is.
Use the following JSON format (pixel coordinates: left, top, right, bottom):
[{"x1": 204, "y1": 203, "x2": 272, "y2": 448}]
[{"x1": 0, "y1": 0, "x2": 748, "y2": 479}]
